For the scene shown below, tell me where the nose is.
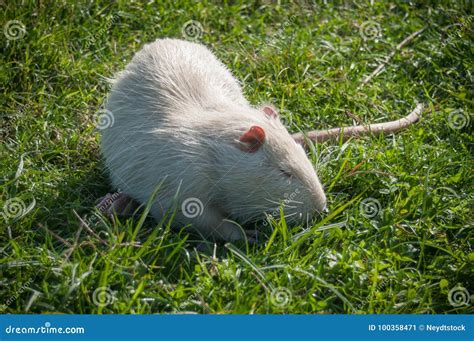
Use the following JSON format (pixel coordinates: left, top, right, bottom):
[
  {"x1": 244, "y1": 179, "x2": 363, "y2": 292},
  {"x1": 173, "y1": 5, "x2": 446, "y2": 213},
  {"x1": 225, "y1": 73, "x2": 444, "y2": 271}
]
[
  {"x1": 313, "y1": 196, "x2": 327, "y2": 213},
  {"x1": 312, "y1": 192, "x2": 327, "y2": 213}
]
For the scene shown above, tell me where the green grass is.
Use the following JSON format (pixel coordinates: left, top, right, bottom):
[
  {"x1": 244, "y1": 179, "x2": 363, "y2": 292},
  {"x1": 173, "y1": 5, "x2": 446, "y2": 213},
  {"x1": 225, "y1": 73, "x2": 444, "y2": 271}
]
[{"x1": 1, "y1": 0, "x2": 473, "y2": 314}]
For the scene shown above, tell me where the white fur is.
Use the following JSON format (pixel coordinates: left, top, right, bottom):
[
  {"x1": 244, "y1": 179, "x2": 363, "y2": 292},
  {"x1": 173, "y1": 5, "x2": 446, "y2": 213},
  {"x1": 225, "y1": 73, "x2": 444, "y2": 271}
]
[{"x1": 101, "y1": 38, "x2": 326, "y2": 241}]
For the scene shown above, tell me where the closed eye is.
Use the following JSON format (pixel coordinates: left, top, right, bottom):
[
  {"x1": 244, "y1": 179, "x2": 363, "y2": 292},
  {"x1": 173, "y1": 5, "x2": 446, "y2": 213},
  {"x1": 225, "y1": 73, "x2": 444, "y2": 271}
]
[{"x1": 279, "y1": 168, "x2": 293, "y2": 178}]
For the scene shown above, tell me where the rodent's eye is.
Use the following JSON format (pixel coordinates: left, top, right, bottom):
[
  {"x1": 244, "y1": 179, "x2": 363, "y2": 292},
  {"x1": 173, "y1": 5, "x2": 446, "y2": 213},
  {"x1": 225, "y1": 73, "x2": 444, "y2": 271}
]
[{"x1": 279, "y1": 168, "x2": 292, "y2": 178}]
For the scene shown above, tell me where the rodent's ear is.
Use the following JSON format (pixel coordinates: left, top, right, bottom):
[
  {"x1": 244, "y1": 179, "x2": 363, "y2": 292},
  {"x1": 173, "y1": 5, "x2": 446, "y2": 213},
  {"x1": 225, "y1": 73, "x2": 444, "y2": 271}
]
[
  {"x1": 238, "y1": 126, "x2": 266, "y2": 153},
  {"x1": 261, "y1": 105, "x2": 278, "y2": 118}
]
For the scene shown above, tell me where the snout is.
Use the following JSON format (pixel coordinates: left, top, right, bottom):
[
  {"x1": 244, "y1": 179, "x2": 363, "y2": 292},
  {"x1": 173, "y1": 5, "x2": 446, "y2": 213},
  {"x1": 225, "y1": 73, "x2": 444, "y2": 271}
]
[{"x1": 312, "y1": 191, "x2": 327, "y2": 213}]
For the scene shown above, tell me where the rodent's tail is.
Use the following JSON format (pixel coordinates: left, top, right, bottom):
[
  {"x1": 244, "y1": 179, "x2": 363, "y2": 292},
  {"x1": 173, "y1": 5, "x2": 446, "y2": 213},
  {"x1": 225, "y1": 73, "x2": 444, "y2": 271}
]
[{"x1": 292, "y1": 103, "x2": 424, "y2": 145}]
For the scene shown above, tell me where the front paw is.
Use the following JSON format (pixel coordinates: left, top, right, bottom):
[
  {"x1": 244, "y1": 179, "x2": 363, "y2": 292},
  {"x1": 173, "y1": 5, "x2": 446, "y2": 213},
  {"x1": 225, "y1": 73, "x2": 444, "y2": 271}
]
[
  {"x1": 96, "y1": 192, "x2": 140, "y2": 217},
  {"x1": 217, "y1": 221, "x2": 259, "y2": 244},
  {"x1": 244, "y1": 229, "x2": 260, "y2": 244}
]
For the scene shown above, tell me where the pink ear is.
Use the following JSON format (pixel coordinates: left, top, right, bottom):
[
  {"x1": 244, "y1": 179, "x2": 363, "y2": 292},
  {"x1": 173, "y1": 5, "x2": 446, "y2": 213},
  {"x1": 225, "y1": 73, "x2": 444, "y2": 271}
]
[
  {"x1": 262, "y1": 106, "x2": 278, "y2": 118},
  {"x1": 239, "y1": 126, "x2": 265, "y2": 153}
]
